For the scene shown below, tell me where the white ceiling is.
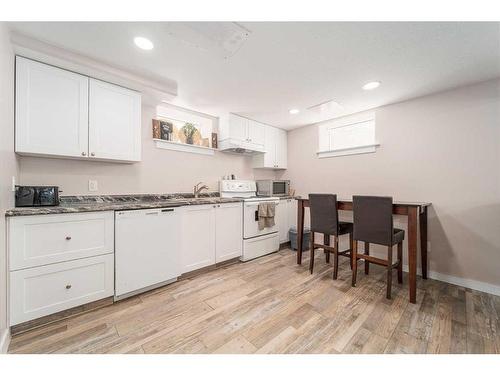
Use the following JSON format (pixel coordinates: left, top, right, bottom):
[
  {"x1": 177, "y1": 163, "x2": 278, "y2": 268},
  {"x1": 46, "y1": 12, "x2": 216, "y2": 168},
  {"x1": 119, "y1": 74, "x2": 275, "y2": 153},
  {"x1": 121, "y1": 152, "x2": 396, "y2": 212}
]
[{"x1": 8, "y1": 22, "x2": 500, "y2": 130}]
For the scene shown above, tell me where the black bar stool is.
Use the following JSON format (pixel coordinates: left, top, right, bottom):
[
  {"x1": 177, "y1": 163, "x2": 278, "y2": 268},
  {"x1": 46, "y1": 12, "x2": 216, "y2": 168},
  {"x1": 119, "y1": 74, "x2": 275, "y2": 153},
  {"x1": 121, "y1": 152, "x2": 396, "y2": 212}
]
[
  {"x1": 351, "y1": 195, "x2": 404, "y2": 299},
  {"x1": 309, "y1": 194, "x2": 353, "y2": 279}
]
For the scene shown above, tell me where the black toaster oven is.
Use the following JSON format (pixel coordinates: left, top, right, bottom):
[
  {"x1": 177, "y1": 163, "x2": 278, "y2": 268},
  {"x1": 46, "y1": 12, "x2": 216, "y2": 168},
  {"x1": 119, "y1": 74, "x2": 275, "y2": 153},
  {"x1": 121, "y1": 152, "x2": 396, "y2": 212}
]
[{"x1": 15, "y1": 186, "x2": 60, "y2": 207}]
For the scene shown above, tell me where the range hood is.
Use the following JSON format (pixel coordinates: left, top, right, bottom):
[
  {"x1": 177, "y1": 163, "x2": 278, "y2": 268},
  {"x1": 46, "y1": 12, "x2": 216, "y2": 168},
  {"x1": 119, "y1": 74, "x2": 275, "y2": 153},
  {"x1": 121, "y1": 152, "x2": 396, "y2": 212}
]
[{"x1": 218, "y1": 138, "x2": 265, "y2": 154}]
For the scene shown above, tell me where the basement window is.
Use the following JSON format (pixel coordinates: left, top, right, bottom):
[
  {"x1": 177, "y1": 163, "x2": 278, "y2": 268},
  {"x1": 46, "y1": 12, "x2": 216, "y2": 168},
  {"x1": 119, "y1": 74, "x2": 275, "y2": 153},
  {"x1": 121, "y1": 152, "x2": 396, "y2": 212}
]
[{"x1": 317, "y1": 112, "x2": 379, "y2": 158}]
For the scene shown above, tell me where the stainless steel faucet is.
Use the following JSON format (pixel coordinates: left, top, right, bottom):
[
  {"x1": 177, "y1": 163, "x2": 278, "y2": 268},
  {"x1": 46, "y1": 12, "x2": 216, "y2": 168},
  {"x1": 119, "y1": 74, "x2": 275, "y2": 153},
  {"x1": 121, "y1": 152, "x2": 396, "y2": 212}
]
[{"x1": 193, "y1": 182, "x2": 209, "y2": 198}]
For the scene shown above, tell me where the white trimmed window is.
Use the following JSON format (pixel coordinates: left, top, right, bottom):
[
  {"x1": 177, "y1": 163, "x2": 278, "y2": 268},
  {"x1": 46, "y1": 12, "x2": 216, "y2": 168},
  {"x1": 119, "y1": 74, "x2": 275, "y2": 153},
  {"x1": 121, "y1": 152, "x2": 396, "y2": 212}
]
[{"x1": 317, "y1": 112, "x2": 379, "y2": 158}]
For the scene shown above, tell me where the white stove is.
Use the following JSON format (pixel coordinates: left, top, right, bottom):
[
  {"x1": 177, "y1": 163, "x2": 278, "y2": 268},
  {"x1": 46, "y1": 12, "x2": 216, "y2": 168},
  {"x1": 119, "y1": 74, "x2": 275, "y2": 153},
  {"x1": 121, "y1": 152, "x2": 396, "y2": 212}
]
[{"x1": 220, "y1": 180, "x2": 280, "y2": 261}]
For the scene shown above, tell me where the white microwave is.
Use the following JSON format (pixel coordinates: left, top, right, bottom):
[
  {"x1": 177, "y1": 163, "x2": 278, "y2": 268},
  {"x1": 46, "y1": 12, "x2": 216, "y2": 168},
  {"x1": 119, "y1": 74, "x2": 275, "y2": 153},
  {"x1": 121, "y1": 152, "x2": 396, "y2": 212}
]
[{"x1": 256, "y1": 180, "x2": 290, "y2": 197}]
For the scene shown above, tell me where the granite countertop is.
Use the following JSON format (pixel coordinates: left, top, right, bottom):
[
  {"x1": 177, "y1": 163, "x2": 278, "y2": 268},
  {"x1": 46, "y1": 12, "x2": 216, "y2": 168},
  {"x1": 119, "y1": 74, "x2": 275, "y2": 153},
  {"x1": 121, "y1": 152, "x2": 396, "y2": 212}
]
[{"x1": 5, "y1": 193, "x2": 243, "y2": 217}]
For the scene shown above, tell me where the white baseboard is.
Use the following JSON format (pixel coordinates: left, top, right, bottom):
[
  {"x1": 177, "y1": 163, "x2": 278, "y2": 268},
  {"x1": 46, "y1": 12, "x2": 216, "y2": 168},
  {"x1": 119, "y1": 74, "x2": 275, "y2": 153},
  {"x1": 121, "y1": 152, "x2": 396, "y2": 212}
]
[
  {"x1": 402, "y1": 265, "x2": 500, "y2": 297},
  {"x1": 0, "y1": 328, "x2": 10, "y2": 354}
]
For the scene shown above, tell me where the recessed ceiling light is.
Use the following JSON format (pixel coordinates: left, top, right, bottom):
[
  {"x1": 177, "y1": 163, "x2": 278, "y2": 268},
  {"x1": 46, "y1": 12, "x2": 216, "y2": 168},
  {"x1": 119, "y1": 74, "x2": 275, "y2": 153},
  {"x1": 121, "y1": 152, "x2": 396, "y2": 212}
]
[
  {"x1": 134, "y1": 37, "x2": 154, "y2": 50},
  {"x1": 362, "y1": 81, "x2": 381, "y2": 90},
  {"x1": 289, "y1": 109, "x2": 300, "y2": 115}
]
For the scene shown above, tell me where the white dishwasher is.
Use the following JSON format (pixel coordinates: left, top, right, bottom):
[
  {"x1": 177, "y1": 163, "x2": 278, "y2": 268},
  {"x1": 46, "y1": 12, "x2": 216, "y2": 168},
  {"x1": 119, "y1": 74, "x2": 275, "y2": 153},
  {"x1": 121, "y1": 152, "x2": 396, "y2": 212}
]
[{"x1": 115, "y1": 207, "x2": 181, "y2": 300}]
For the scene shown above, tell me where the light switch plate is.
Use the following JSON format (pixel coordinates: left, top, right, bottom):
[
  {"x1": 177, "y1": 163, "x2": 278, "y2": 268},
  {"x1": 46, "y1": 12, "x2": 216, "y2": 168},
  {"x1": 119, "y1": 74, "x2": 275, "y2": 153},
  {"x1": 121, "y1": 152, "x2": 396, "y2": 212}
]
[{"x1": 88, "y1": 180, "x2": 98, "y2": 192}]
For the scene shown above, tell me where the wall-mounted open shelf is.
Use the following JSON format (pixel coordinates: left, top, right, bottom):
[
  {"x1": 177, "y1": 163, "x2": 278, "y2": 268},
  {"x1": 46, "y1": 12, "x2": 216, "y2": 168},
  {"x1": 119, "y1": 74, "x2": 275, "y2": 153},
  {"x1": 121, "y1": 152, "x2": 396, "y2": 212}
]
[{"x1": 154, "y1": 139, "x2": 216, "y2": 156}]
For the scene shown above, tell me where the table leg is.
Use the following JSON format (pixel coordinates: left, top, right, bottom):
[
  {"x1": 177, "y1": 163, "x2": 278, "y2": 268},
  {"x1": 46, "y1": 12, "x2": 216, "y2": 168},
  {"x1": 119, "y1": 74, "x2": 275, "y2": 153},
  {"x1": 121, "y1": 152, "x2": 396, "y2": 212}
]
[
  {"x1": 408, "y1": 206, "x2": 418, "y2": 304},
  {"x1": 297, "y1": 199, "x2": 305, "y2": 265},
  {"x1": 419, "y1": 207, "x2": 428, "y2": 279}
]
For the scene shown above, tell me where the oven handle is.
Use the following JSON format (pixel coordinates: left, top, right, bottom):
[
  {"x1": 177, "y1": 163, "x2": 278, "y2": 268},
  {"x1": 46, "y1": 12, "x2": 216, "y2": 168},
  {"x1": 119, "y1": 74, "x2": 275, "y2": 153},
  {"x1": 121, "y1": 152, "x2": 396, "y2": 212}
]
[{"x1": 244, "y1": 201, "x2": 281, "y2": 207}]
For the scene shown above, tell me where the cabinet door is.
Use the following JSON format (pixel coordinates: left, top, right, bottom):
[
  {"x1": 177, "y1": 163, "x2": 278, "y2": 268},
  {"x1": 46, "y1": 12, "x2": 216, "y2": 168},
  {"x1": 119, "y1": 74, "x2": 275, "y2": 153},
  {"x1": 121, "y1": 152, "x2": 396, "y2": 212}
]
[
  {"x1": 8, "y1": 211, "x2": 114, "y2": 271},
  {"x1": 89, "y1": 79, "x2": 141, "y2": 162},
  {"x1": 247, "y1": 120, "x2": 266, "y2": 147},
  {"x1": 15, "y1": 57, "x2": 89, "y2": 158},
  {"x1": 287, "y1": 199, "x2": 298, "y2": 232},
  {"x1": 10, "y1": 254, "x2": 114, "y2": 325},
  {"x1": 181, "y1": 205, "x2": 216, "y2": 273},
  {"x1": 277, "y1": 200, "x2": 289, "y2": 243},
  {"x1": 276, "y1": 129, "x2": 288, "y2": 169},
  {"x1": 228, "y1": 114, "x2": 248, "y2": 142},
  {"x1": 215, "y1": 203, "x2": 243, "y2": 262}
]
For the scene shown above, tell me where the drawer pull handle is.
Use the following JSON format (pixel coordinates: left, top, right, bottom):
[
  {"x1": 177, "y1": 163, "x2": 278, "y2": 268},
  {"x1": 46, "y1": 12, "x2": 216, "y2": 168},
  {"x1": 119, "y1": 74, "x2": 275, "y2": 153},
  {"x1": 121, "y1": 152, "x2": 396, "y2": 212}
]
[
  {"x1": 65, "y1": 284, "x2": 72, "y2": 289},
  {"x1": 65, "y1": 236, "x2": 72, "y2": 240}
]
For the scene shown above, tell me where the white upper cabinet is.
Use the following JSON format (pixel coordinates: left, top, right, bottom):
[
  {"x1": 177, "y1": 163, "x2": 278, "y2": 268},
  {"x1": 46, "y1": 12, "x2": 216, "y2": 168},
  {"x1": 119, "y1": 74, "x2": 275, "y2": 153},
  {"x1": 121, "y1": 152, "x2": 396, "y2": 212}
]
[
  {"x1": 276, "y1": 128, "x2": 288, "y2": 169},
  {"x1": 252, "y1": 126, "x2": 287, "y2": 169},
  {"x1": 247, "y1": 120, "x2": 265, "y2": 147},
  {"x1": 15, "y1": 57, "x2": 142, "y2": 163},
  {"x1": 218, "y1": 114, "x2": 266, "y2": 152},
  {"x1": 225, "y1": 113, "x2": 248, "y2": 142},
  {"x1": 89, "y1": 79, "x2": 141, "y2": 162},
  {"x1": 15, "y1": 56, "x2": 89, "y2": 158}
]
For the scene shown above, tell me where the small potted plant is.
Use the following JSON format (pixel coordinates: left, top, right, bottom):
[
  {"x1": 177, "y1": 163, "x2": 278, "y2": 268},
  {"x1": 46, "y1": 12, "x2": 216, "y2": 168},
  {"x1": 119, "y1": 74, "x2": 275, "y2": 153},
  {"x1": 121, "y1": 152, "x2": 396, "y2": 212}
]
[{"x1": 181, "y1": 123, "x2": 198, "y2": 145}]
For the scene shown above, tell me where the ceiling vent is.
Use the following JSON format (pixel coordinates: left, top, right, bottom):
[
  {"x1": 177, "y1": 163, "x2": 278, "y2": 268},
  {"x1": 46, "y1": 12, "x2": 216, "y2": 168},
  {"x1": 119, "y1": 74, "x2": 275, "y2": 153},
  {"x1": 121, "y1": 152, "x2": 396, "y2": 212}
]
[
  {"x1": 164, "y1": 22, "x2": 251, "y2": 59},
  {"x1": 307, "y1": 99, "x2": 343, "y2": 115}
]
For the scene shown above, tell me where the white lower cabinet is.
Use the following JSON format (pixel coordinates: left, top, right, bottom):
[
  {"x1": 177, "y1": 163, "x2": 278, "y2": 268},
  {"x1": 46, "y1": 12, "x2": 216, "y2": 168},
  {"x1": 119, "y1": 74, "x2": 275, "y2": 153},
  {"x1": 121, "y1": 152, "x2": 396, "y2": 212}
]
[
  {"x1": 8, "y1": 211, "x2": 115, "y2": 326},
  {"x1": 181, "y1": 202, "x2": 243, "y2": 273},
  {"x1": 215, "y1": 203, "x2": 243, "y2": 263},
  {"x1": 278, "y1": 199, "x2": 298, "y2": 244},
  {"x1": 10, "y1": 254, "x2": 114, "y2": 325},
  {"x1": 8, "y1": 211, "x2": 114, "y2": 271},
  {"x1": 8, "y1": 202, "x2": 244, "y2": 326},
  {"x1": 181, "y1": 204, "x2": 216, "y2": 273},
  {"x1": 277, "y1": 200, "x2": 289, "y2": 243}
]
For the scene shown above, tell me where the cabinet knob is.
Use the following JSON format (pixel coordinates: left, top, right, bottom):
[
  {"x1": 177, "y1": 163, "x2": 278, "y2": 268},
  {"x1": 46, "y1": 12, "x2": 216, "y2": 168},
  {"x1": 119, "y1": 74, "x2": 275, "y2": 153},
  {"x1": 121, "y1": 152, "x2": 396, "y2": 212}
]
[
  {"x1": 91, "y1": 152, "x2": 95, "y2": 157},
  {"x1": 81, "y1": 152, "x2": 86, "y2": 156},
  {"x1": 65, "y1": 236, "x2": 72, "y2": 240},
  {"x1": 65, "y1": 284, "x2": 72, "y2": 290}
]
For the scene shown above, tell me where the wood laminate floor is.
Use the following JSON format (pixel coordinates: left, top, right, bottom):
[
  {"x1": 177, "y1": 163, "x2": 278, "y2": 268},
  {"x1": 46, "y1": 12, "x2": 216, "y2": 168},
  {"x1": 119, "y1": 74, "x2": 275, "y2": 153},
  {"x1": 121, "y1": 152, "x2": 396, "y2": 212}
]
[{"x1": 8, "y1": 249, "x2": 500, "y2": 354}]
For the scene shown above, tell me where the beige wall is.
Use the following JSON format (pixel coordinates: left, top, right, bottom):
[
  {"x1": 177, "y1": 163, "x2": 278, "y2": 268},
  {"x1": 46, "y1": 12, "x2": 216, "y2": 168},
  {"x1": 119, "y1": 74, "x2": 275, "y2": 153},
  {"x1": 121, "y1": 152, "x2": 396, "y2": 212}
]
[
  {"x1": 0, "y1": 23, "x2": 19, "y2": 348},
  {"x1": 277, "y1": 79, "x2": 500, "y2": 289},
  {"x1": 19, "y1": 105, "x2": 276, "y2": 195}
]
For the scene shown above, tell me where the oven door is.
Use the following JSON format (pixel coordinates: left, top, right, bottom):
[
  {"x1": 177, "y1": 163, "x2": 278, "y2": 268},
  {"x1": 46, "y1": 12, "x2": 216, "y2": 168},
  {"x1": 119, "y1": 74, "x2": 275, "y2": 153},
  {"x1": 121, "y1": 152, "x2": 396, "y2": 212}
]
[{"x1": 243, "y1": 200, "x2": 279, "y2": 239}]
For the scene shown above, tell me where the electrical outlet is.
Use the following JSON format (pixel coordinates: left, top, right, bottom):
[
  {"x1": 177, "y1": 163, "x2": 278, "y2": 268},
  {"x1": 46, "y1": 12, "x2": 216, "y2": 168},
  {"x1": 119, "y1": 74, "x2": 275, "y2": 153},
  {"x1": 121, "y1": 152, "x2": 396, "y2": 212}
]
[{"x1": 88, "y1": 180, "x2": 98, "y2": 192}]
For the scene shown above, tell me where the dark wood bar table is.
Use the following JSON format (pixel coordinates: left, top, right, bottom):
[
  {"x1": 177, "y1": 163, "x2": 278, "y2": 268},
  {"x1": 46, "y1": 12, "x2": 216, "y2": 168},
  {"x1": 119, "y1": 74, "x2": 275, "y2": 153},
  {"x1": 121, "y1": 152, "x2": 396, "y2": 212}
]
[{"x1": 295, "y1": 198, "x2": 431, "y2": 304}]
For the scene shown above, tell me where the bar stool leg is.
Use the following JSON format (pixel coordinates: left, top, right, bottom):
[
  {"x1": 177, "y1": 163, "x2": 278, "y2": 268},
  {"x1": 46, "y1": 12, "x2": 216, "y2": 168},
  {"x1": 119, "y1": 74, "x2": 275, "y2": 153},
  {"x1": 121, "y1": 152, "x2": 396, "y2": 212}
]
[
  {"x1": 324, "y1": 234, "x2": 330, "y2": 263},
  {"x1": 333, "y1": 236, "x2": 339, "y2": 280},
  {"x1": 387, "y1": 245, "x2": 393, "y2": 299},
  {"x1": 364, "y1": 242, "x2": 370, "y2": 275},
  {"x1": 397, "y1": 241, "x2": 403, "y2": 284},
  {"x1": 351, "y1": 240, "x2": 358, "y2": 287},
  {"x1": 309, "y1": 232, "x2": 315, "y2": 274},
  {"x1": 349, "y1": 232, "x2": 353, "y2": 270}
]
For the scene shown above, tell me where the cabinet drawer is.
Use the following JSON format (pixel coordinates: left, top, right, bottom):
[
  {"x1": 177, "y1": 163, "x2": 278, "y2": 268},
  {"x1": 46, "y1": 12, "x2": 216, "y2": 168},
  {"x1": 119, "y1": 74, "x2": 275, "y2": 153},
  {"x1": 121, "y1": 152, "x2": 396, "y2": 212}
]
[
  {"x1": 9, "y1": 212, "x2": 114, "y2": 271},
  {"x1": 10, "y1": 254, "x2": 114, "y2": 325}
]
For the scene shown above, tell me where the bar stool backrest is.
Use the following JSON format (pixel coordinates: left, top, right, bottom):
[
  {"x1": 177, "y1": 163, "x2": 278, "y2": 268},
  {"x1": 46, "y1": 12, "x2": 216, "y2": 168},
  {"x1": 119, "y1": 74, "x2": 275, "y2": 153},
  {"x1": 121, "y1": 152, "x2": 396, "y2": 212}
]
[
  {"x1": 353, "y1": 195, "x2": 393, "y2": 246},
  {"x1": 309, "y1": 194, "x2": 339, "y2": 236}
]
